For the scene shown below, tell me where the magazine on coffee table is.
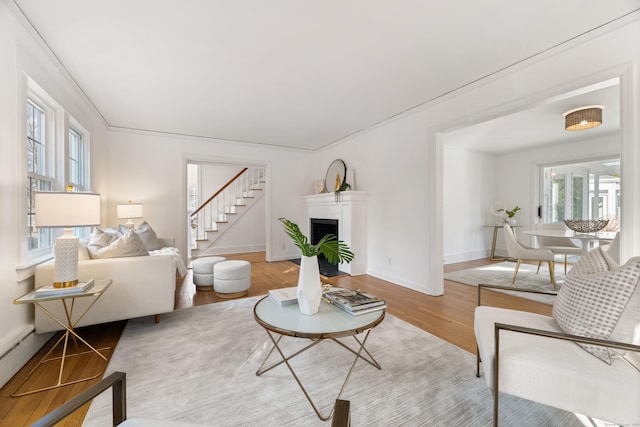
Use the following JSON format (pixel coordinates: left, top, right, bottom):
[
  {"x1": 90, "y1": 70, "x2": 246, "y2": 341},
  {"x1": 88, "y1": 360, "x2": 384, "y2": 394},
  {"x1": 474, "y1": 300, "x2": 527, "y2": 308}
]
[{"x1": 323, "y1": 287, "x2": 385, "y2": 312}]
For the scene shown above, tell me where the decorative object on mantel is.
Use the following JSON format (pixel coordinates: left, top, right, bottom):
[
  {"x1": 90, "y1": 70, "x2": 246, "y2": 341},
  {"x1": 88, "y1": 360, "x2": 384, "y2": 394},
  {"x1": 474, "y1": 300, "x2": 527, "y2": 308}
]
[
  {"x1": 279, "y1": 218, "x2": 354, "y2": 315},
  {"x1": 497, "y1": 206, "x2": 520, "y2": 225},
  {"x1": 564, "y1": 219, "x2": 609, "y2": 233},
  {"x1": 334, "y1": 182, "x2": 351, "y2": 202},
  {"x1": 312, "y1": 179, "x2": 324, "y2": 194},
  {"x1": 325, "y1": 159, "x2": 346, "y2": 191}
]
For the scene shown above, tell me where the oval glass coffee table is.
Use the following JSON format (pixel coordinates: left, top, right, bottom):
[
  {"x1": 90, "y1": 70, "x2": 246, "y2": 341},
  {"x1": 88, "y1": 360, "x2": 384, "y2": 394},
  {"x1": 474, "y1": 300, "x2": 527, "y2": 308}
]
[{"x1": 254, "y1": 295, "x2": 385, "y2": 420}]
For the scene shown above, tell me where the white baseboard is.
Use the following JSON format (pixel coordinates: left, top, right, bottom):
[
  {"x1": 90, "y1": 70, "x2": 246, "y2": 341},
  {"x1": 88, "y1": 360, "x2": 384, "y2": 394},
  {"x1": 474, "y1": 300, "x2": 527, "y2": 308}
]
[
  {"x1": 0, "y1": 328, "x2": 52, "y2": 389},
  {"x1": 193, "y1": 244, "x2": 266, "y2": 257},
  {"x1": 443, "y1": 249, "x2": 493, "y2": 264}
]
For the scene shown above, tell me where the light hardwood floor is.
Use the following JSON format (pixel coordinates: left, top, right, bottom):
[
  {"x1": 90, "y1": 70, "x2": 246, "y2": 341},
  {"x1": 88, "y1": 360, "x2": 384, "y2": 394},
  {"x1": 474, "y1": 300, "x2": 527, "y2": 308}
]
[{"x1": 0, "y1": 254, "x2": 552, "y2": 426}]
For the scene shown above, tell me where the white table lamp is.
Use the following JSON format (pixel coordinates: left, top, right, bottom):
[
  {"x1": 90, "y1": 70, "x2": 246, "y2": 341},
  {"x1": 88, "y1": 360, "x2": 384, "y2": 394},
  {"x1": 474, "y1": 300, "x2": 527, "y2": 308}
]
[
  {"x1": 35, "y1": 191, "x2": 101, "y2": 288},
  {"x1": 116, "y1": 202, "x2": 143, "y2": 229}
]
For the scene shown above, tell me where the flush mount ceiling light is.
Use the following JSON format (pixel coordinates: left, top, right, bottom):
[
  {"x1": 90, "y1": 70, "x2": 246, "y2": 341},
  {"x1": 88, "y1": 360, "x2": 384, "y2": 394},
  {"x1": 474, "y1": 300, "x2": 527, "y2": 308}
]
[{"x1": 563, "y1": 105, "x2": 604, "y2": 131}]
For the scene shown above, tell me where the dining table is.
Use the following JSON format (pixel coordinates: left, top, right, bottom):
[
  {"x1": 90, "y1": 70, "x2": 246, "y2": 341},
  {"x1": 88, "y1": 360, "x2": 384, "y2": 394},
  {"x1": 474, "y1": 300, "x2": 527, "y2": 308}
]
[{"x1": 522, "y1": 229, "x2": 617, "y2": 255}]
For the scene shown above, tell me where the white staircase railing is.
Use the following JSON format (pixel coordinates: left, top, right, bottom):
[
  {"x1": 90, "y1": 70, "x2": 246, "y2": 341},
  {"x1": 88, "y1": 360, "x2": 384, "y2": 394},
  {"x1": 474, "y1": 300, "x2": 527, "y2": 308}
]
[{"x1": 190, "y1": 166, "x2": 265, "y2": 250}]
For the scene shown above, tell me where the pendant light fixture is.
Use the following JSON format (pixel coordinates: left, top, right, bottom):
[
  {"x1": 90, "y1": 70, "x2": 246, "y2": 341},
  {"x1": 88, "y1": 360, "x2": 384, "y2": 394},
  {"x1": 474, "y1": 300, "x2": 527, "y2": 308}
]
[{"x1": 563, "y1": 105, "x2": 603, "y2": 131}]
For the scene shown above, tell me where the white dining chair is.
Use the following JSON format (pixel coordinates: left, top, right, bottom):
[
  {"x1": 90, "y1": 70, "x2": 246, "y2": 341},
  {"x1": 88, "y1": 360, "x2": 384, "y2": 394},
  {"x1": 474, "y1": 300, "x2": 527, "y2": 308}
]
[{"x1": 503, "y1": 224, "x2": 556, "y2": 289}]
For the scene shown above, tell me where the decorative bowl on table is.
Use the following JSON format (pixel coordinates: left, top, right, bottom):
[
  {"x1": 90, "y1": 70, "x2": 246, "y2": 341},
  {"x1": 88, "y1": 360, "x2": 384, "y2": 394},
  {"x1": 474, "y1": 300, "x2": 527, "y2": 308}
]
[{"x1": 563, "y1": 219, "x2": 609, "y2": 233}]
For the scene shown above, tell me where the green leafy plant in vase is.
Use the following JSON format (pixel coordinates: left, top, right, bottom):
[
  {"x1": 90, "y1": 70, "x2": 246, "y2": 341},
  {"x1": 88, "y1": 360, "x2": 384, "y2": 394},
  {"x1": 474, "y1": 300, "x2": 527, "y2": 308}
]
[
  {"x1": 279, "y1": 218, "x2": 354, "y2": 315},
  {"x1": 498, "y1": 206, "x2": 521, "y2": 225}
]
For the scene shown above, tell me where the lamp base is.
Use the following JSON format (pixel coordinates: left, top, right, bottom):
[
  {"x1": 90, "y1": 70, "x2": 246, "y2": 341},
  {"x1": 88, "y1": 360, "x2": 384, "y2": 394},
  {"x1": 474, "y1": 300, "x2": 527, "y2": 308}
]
[
  {"x1": 53, "y1": 229, "x2": 80, "y2": 288},
  {"x1": 54, "y1": 280, "x2": 79, "y2": 289}
]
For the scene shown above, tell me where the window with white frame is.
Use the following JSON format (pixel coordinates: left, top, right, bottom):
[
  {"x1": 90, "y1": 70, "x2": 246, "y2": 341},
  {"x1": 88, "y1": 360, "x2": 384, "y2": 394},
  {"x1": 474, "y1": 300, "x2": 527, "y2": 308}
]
[
  {"x1": 26, "y1": 98, "x2": 53, "y2": 251},
  {"x1": 25, "y1": 81, "x2": 92, "y2": 260},
  {"x1": 68, "y1": 127, "x2": 84, "y2": 190}
]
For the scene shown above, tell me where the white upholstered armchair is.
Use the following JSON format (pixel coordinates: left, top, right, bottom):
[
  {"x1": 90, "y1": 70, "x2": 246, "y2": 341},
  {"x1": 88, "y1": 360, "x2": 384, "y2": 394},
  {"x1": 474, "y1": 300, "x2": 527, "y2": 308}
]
[{"x1": 474, "y1": 247, "x2": 640, "y2": 426}]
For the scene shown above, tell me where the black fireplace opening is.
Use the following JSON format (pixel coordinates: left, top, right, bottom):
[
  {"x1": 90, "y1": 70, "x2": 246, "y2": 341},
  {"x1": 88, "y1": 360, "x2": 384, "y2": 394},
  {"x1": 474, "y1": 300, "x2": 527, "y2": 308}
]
[
  {"x1": 310, "y1": 218, "x2": 339, "y2": 260},
  {"x1": 288, "y1": 218, "x2": 346, "y2": 277}
]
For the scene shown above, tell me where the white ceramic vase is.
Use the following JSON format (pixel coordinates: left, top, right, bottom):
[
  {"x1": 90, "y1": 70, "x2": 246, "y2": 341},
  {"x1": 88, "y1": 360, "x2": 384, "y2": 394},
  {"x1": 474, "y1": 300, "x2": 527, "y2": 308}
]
[{"x1": 297, "y1": 255, "x2": 322, "y2": 315}]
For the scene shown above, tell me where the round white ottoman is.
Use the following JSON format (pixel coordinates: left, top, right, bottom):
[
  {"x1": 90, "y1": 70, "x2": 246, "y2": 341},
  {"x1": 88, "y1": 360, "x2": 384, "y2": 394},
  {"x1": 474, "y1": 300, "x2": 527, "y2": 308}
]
[
  {"x1": 192, "y1": 256, "x2": 226, "y2": 290},
  {"x1": 213, "y1": 260, "x2": 251, "y2": 298}
]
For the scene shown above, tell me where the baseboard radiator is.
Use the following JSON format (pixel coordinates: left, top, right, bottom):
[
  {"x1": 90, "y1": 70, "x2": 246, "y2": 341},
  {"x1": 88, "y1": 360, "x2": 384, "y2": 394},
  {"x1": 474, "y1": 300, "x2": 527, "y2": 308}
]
[{"x1": 0, "y1": 326, "x2": 52, "y2": 389}]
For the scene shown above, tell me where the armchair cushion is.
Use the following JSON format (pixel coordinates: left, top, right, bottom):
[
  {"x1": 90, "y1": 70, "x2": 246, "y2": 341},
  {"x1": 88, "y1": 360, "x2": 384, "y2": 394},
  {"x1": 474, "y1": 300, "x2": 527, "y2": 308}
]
[
  {"x1": 474, "y1": 306, "x2": 640, "y2": 424},
  {"x1": 553, "y1": 248, "x2": 640, "y2": 363}
]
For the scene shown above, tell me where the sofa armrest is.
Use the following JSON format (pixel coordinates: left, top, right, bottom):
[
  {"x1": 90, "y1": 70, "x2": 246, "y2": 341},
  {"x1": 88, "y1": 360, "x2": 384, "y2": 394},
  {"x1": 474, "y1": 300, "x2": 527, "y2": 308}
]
[{"x1": 495, "y1": 322, "x2": 640, "y2": 356}]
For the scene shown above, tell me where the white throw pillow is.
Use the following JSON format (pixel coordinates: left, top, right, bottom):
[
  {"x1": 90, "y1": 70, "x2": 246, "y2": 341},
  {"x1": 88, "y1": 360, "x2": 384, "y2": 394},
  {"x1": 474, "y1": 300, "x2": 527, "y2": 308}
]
[
  {"x1": 553, "y1": 249, "x2": 640, "y2": 364},
  {"x1": 78, "y1": 236, "x2": 91, "y2": 261},
  {"x1": 88, "y1": 229, "x2": 149, "y2": 259},
  {"x1": 119, "y1": 221, "x2": 164, "y2": 251}
]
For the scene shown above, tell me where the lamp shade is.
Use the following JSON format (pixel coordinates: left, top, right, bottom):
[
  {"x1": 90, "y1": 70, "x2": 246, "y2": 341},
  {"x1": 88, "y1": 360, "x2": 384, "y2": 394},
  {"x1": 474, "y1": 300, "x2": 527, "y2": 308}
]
[
  {"x1": 116, "y1": 203, "x2": 143, "y2": 219},
  {"x1": 563, "y1": 105, "x2": 603, "y2": 131},
  {"x1": 35, "y1": 192, "x2": 101, "y2": 227},
  {"x1": 35, "y1": 191, "x2": 101, "y2": 287}
]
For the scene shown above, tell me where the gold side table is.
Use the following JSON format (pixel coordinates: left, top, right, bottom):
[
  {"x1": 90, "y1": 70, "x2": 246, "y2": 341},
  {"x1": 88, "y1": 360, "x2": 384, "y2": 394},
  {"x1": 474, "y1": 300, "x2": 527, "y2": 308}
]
[{"x1": 12, "y1": 279, "x2": 112, "y2": 397}]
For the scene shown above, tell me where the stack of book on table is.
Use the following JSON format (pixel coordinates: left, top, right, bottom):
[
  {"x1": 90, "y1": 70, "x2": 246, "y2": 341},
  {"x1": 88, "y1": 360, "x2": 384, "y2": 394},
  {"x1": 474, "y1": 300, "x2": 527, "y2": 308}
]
[
  {"x1": 323, "y1": 287, "x2": 386, "y2": 316},
  {"x1": 268, "y1": 286, "x2": 299, "y2": 306},
  {"x1": 34, "y1": 279, "x2": 95, "y2": 297}
]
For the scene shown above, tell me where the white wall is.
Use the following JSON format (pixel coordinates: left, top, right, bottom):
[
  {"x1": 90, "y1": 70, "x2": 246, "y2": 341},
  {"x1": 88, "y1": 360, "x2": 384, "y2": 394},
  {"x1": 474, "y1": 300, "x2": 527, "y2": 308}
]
[
  {"x1": 443, "y1": 146, "x2": 497, "y2": 263},
  {"x1": 105, "y1": 129, "x2": 313, "y2": 263},
  {"x1": 316, "y1": 15, "x2": 640, "y2": 295},
  {"x1": 0, "y1": 2, "x2": 110, "y2": 387},
  {"x1": 313, "y1": 113, "x2": 432, "y2": 293}
]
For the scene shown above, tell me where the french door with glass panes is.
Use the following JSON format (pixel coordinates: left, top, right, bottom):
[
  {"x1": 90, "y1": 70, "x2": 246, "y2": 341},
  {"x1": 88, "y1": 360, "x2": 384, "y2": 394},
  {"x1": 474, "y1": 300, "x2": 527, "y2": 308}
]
[{"x1": 539, "y1": 159, "x2": 620, "y2": 225}]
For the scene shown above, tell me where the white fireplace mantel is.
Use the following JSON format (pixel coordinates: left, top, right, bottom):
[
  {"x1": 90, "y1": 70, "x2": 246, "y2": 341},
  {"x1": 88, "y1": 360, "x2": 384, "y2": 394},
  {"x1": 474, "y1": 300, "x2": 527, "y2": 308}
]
[{"x1": 303, "y1": 191, "x2": 368, "y2": 275}]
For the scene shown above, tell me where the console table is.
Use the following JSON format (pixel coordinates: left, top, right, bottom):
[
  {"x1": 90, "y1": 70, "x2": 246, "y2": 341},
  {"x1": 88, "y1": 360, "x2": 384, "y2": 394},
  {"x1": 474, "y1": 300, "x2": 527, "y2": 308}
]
[
  {"x1": 253, "y1": 296, "x2": 384, "y2": 420},
  {"x1": 484, "y1": 225, "x2": 522, "y2": 261},
  {"x1": 12, "y1": 279, "x2": 112, "y2": 396}
]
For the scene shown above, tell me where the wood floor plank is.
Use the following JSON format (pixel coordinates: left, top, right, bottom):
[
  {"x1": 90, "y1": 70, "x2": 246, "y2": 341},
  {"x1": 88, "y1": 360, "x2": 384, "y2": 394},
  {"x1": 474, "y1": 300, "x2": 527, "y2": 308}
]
[{"x1": 0, "y1": 254, "x2": 552, "y2": 426}]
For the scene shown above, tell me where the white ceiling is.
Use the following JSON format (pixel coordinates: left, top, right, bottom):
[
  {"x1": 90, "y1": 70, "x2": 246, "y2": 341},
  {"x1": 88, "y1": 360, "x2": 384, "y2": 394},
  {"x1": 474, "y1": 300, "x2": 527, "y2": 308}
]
[{"x1": 12, "y1": 1, "x2": 639, "y2": 151}]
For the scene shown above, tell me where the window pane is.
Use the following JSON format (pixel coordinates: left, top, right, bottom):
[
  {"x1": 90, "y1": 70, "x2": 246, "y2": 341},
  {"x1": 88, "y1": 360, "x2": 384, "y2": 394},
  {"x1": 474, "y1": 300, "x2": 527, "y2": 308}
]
[
  {"x1": 541, "y1": 160, "x2": 620, "y2": 231},
  {"x1": 28, "y1": 177, "x2": 53, "y2": 250},
  {"x1": 68, "y1": 128, "x2": 83, "y2": 187},
  {"x1": 572, "y1": 176, "x2": 583, "y2": 219},
  {"x1": 27, "y1": 100, "x2": 46, "y2": 176}
]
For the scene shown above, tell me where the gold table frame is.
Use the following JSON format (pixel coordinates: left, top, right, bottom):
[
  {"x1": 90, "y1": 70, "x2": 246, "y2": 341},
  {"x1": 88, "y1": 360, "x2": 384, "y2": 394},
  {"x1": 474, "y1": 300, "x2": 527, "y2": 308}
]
[
  {"x1": 253, "y1": 296, "x2": 384, "y2": 421},
  {"x1": 12, "y1": 279, "x2": 113, "y2": 397}
]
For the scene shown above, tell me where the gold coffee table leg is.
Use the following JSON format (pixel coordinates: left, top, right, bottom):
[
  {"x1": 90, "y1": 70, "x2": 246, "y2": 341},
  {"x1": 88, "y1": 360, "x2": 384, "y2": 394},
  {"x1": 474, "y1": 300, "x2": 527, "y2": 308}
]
[{"x1": 256, "y1": 329, "x2": 378, "y2": 421}]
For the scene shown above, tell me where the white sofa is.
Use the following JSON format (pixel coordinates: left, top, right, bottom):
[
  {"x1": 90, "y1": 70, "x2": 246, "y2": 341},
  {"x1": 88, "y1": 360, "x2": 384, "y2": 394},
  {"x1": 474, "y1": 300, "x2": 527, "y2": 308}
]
[{"x1": 34, "y1": 237, "x2": 181, "y2": 334}]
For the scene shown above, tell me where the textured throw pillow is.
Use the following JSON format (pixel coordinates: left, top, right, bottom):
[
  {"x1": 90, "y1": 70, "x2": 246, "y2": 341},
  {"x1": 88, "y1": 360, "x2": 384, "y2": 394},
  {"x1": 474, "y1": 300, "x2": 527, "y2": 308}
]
[
  {"x1": 553, "y1": 254, "x2": 640, "y2": 364},
  {"x1": 119, "y1": 221, "x2": 164, "y2": 251},
  {"x1": 566, "y1": 246, "x2": 617, "y2": 276},
  {"x1": 88, "y1": 229, "x2": 149, "y2": 259}
]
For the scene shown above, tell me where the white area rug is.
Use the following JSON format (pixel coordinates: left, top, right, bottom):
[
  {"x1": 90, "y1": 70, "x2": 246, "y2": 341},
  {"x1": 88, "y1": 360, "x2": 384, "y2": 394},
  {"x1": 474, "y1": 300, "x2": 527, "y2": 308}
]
[
  {"x1": 83, "y1": 297, "x2": 582, "y2": 426},
  {"x1": 444, "y1": 262, "x2": 566, "y2": 304}
]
